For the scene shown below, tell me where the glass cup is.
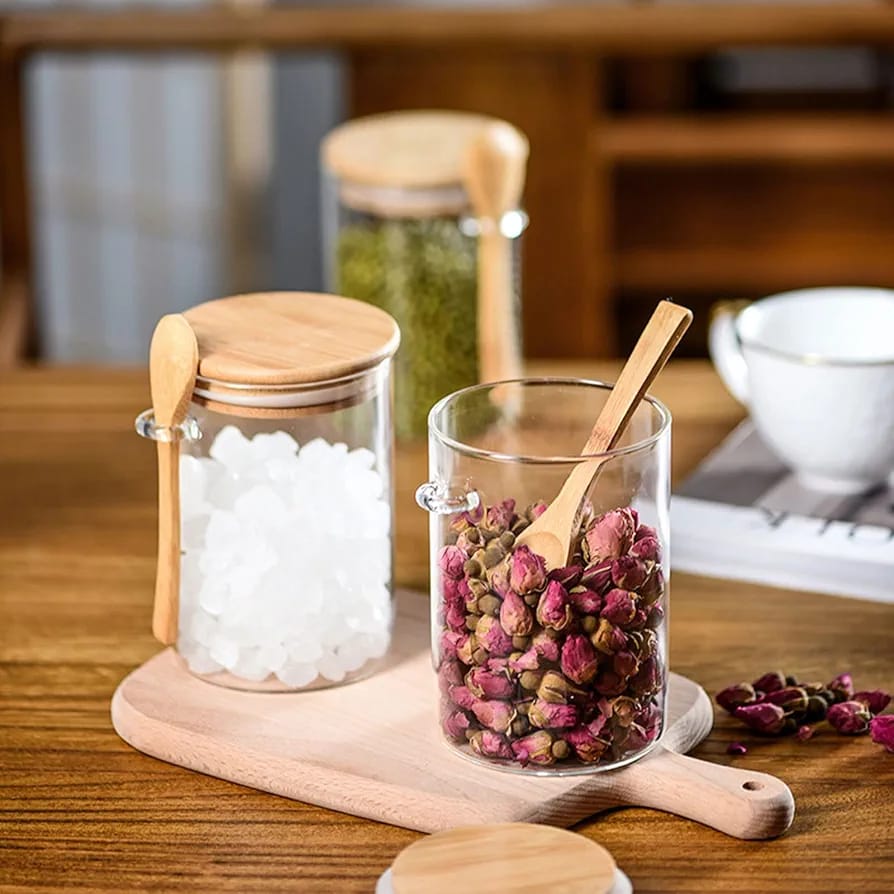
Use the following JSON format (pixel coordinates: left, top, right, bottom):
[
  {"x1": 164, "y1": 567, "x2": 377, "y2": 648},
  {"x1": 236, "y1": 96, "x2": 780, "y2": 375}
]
[{"x1": 416, "y1": 378, "x2": 671, "y2": 774}]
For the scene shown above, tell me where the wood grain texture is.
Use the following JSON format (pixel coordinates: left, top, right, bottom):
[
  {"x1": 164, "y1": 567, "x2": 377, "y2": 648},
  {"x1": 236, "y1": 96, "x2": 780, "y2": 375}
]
[
  {"x1": 390, "y1": 823, "x2": 617, "y2": 894},
  {"x1": 183, "y1": 292, "x2": 400, "y2": 386},
  {"x1": 5, "y1": 4, "x2": 894, "y2": 53},
  {"x1": 2, "y1": 363, "x2": 893, "y2": 892},
  {"x1": 110, "y1": 596, "x2": 792, "y2": 840}
]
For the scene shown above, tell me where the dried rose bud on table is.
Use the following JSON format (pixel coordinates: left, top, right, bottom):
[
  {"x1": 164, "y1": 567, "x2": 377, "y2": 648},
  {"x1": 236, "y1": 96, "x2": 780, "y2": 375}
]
[{"x1": 436, "y1": 500, "x2": 667, "y2": 771}]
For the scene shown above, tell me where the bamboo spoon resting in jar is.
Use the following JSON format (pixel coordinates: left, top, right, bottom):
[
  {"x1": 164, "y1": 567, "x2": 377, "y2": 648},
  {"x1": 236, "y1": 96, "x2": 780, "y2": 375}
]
[
  {"x1": 516, "y1": 300, "x2": 693, "y2": 571},
  {"x1": 149, "y1": 314, "x2": 199, "y2": 645},
  {"x1": 464, "y1": 122, "x2": 529, "y2": 385}
]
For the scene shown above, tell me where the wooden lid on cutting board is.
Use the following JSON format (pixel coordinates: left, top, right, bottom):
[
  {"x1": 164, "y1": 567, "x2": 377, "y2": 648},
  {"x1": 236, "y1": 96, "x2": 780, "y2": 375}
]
[
  {"x1": 183, "y1": 291, "x2": 400, "y2": 387},
  {"x1": 322, "y1": 110, "x2": 524, "y2": 190},
  {"x1": 390, "y1": 823, "x2": 617, "y2": 894}
]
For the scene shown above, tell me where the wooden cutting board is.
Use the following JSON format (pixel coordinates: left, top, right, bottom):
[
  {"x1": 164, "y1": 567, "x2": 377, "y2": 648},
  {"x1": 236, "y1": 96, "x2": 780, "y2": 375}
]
[{"x1": 111, "y1": 592, "x2": 794, "y2": 839}]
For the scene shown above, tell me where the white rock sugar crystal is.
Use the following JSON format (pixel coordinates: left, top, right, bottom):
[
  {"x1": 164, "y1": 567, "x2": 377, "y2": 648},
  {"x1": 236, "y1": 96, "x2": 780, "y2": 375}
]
[{"x1": 177, "y1": 426, "x2": 392, "y2": 686}]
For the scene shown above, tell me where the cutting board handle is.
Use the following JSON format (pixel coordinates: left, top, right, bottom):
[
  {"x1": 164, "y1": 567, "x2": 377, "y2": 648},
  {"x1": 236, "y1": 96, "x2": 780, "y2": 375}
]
[{"x1": 615, "y1": 745, "x2": 795, "y2": 839}]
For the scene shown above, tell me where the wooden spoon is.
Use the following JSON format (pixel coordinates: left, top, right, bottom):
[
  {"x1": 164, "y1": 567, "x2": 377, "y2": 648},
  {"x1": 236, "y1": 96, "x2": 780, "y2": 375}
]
[
  {"x1": 516, "y1": 300, "x2": 692, "y2": 570},
  {"x1": 149, "y1": 314, "x2": 199, "y2": 645},
  {"x1": 463, "y1": 122, "x2": 529, "y2": 385}
]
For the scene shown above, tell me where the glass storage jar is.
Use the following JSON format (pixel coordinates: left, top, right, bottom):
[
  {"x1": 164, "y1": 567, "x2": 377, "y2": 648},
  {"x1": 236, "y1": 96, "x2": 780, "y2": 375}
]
[
  {"x1": 321, "y1": 111, "x2": 528, "y2": 441},
  {"x1": 416, "y1": 379, "x2": 670, "y2": 774},
  {"x1": 136, "y1": 292, "x2": 400, "y2": 691}
]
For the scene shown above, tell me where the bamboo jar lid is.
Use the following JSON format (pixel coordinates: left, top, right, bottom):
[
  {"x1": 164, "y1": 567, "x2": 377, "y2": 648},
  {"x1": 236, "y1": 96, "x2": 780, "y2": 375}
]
[
  {"x1": 182, "y1": 292, "x2": 400, "y2": 416},
  {"x1": 321, "y1": 111, "x2": 528, "y2": 217},
  {"x1": 385, "y1": 824, "x2": 623, "y2": 894}
]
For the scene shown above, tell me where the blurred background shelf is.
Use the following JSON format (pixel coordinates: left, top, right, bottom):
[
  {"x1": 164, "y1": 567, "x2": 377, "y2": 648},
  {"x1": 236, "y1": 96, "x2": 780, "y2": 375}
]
[
  {"x1": 4, "y1": 2, "x2": 894, "y2": 364},
  {"x1": 598, "y1": 115, "x2": 894, "y2": 164}
]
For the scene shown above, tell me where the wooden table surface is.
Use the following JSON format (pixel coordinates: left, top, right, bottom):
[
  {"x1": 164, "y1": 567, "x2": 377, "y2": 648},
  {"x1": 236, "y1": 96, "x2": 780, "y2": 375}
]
[{"x1": 1, "y1": 361, "x2": 892, "y2": 892}]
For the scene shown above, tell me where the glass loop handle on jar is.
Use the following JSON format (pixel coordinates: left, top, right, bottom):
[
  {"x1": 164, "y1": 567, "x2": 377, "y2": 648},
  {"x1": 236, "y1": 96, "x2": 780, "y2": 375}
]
[
  {"x1": 415, "y1": 481, "x2": 480, "y2": 516},
  {"x1": 134, "y1": 408, "x2": 202, "y2": 443},
  {"x1": 458, "y1": 209, "x2": 529, "y2": 240}
]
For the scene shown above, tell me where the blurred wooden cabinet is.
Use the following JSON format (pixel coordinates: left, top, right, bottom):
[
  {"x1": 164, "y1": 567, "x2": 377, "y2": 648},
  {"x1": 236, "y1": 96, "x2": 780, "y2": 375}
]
[
  {"x1": 4, "y1": 2, "x2": 894, "y2": 363},
  {"x1": 351, "y1": 48, "x2": 894, "y2": 359}
]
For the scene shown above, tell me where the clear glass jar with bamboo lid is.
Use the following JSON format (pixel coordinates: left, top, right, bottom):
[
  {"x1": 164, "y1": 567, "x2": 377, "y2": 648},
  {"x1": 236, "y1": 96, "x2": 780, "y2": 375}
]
[
  {"x1": 321, "y1": 110, "x2": 529, "y2": 442},
  {"x1": 135, "y1": 291, "x2": 400, "y2": 691}
]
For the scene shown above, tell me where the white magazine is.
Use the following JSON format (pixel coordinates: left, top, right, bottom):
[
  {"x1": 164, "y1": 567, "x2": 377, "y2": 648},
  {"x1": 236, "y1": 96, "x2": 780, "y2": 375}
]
[{"x1": 671, "y1": 421, "x2": 894, "y2": 603}]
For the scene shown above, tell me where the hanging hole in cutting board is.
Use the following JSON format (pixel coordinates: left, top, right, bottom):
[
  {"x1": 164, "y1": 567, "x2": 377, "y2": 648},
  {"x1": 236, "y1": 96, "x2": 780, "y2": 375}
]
[{"x1": 743, "y1": 780, "x2": 764, "y2": 791}]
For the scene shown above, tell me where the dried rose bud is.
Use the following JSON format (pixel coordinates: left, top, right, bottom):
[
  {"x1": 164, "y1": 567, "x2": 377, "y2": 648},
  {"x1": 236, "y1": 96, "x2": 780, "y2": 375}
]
[
  {"x1": 635, "y1": 523, "x2": 657, "y2": 542},
  {"x1": 630, "y1": 536, "x2": 661, "y2": 563},
  {"x1": 466, "y1": 666, "x2": 515, "y2": 700},
  {"x1": 635, "y1": 702, "x2": 662, "y2": 738},
  {"x1": 487, "y1": 559, "x2": 512, "y2": 599},
  {"x1": 613, "y1": 650, "x2": 640, "y2": 679},
  {"x1": 469, "y1": 729, "x2": 513, "y2": 760},
  {"x1": 549, "y1": 564, "x2": 583, "y2": 589},
  {"x1": 870, "y1": 714, "x2": 894, "y2": 752},
  {"x1": 581, "y1": 559, "x2": 614, "y2": 594},
  {"x1": 764, "y1": 686, "x2": 809, "y2": 714},
  {"x1": 639, "y1": 568, "x2": 665, "y2": 607},
  {"x1": 591, "y1": 617, "x2": 628, "y2": 655},
  {"x1": 536, "y1": 580, "x2": 574, "y2": 631},
  {"x1": 526, "y1": 500, "x2": 548, "y2": 521},
  {"x1": 519, "y1": 670, "x2": 543, "y2": 691},
  {"x1": 560, "y1": 635, "x2": 600, "y2": 685},
  {"x1": 499, "y1": 589, "x2": 534, "y2": 637},
  {"x1": 467, "y1": 577, "x2": 489, "y2": 601},
  {"x1": 438, "y1": 544, "x2": 467, "y2": 580},
  {"x1": 630, "y1": 656, "x2": 661, "y2": 697},
  {"x1": 568, "y1": 586, "x2": 603, "y2": 615},
  {"x1": 458, "y1": 633, "x2": 479, "y2": 666},
  {"x1": 438, "y1": 659, "x2": 464, "y2": 694},
  {"x1": 805, "y1": 694, "x2": 829, "y2": 722},
  {"x1": 537, "y1": 670, "x2": 582, "y2": 704},
  {"x1": 609, "y1": 696, "x2": 638, "y2": 727},
  {"x1": 727, "y1": 742, "x2": 748, "y2": 756},
  {"x1": 529, "y1": 698, "x2": 579, "y2": 730},
  {"x1": 715, "y1": 682, "x2": 758, "y2": 714},
  {"x1": 481, "y1": 499, "x2": 516, "y2": 535},
  {"x1": 478, "y1": 595, "x2": 502, "y2": 617},
  {"x1": 827, "y1": 700, "x2": 871, "y2": 735},
  {"x1": 511, "y1": 730, "x2": 555, "y2": 766},
  {"x1": 734, "y1": 702, "x2": 786, "y2": 735},
  {"x1": 442, "y1": 709, "x2": 471, "y2": 740},
  {"x1": 449, "y1": 684, "x2": 477, "y2": 711},
  {"x1": 439, "y1": 630, "x2": 464, "y2": 661},
  {"x1": 509, "y1": 545, "x2": 547, "y2": 595},
  {"x1": 471, "y1": 698, "x2": 516, "y2": 733},
  {"x1": 459, "y1": 503, "x2": 485, "y2": 528},
  {"x1": 853, "y1": 690, "x2": 891, "y2": 716},
  {"x1": 622, "y1": 722, "x2": 655, "y2": 753},
  {"x1": 595, "y1": 670, "x2": 627, "y2": 697},
  {"x1": 475, "y1": 615, "x2": 514, "y2": 658},
  {"x1": 610, "y1": 556, "x2": 649, "y2": 590},
  {"x1": 583, "y1": 508, "x2": 636, "y2": 564},
  {"x1": 444, "y1": 599, "x2": 467, "y2": 632},
  {"x1": 483, "y1": 542, "x2": 508, "y2": 570},
  {"x1": 463, "y1": 557, "x2": 483, "y2": 579},
  {"x1": 601, "y1": 589, "x2": 637, "y2": 627},
  {"x1": 752, "y1": 672, "x2": 786, "y2": 694},
  {"x1": 455, "y1": 526, "x2": 482, "y2": 556},
  {"x1": 796, "y1": 724, "x2": 815, "y2": 742},
  {"x1": 826, "y1": 672, "x2": 854, "y2": 703},
  {"x1": 564, "y1": 726, "x2": 609, "y2": 763}
]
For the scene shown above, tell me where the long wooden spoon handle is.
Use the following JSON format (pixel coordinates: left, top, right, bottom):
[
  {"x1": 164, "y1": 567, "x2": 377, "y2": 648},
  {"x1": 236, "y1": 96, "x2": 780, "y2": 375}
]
[
  {"x1": 477, "y1": 226, "x2": 521, "y2": 385},
  {"x1": 153, "y1": 440, "x2": 180, "y2": 645},
  {"x1": 612, "y1": 746, "x2": 795, "y2": 840},
  {"x1": 583, "y1": 300, "x2": 692, "y2": 455}
]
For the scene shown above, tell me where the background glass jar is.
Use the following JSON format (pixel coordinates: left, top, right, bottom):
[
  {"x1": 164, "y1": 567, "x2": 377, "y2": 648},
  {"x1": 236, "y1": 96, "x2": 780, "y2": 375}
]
[
  {"x1": 321, "y1": 111, "x2": 528, "y2": 441},
  {"x1": 137, "y1": 363, "x2": 395, "y2": 692},
  {"x1": 417, "y1": 379, "x2": 670, "y2": 774}
]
